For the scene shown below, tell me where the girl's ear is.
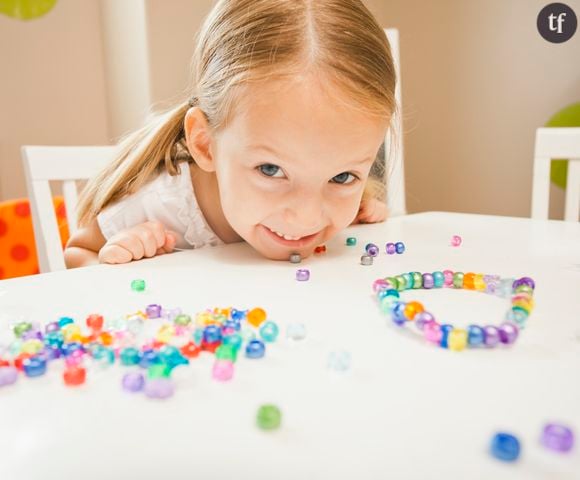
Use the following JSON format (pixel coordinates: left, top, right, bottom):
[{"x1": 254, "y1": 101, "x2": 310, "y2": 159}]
[{"x1": 184, "y1": 107, "x2": 216, "y2": 172}]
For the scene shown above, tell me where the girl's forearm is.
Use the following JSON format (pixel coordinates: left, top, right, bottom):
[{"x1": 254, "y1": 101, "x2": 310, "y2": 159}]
[{"x1": 64, "y1": 246, "x2": 99, "y2": 269}]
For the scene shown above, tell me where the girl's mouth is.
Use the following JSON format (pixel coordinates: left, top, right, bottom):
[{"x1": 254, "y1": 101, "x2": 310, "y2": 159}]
[{"x1": 260, "y1": 224, "x2": 320, "y2": 248}]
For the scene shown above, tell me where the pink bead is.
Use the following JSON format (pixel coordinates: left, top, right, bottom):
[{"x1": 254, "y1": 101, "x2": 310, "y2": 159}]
[
  {"x1": 424, "y1": 321, "x2": 442, "y2": 344},
  {"x1": 372, "y1": 279, "x2": 390, "y2": 293},
  {"x1": 443, "y1": 270, "x2": 454, "y2": 287},
  {"x1": 212, "y1": 360, "x2": 234, "y2": 382},
  {"x1": 450, "y1": 235, "x2": 462, "y2": 247}
]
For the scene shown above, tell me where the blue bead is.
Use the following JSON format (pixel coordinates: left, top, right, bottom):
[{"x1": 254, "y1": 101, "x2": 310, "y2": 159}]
[
  {"x1": 440, "y1": 324, "x2": 453, "y2": 348},
  {"x1": 40, "y1": 345, "x2": 61, "y2": 361},
  {"x1": 61, "y1": 342, "x2": 83, "y2": 357},
  {"x1": 203, "y1": 325, "x2": 222, "y2": 344},
  {"x1": 159, "y1": 346, "x2": 189, "y2": 368},
  {"x1": 222, "y1": 320, "x2": 240, "y2": 332},
  {"x1": 120, "y1": 347, "x2": 141, "y2": 365},
  {"x1": 391, "y1": 302, "x2": 407, "y2": 325},
  {"x1": 230, "y1": 309, "x2": 246, "y2": 321},
  {"x1": 45, "y1": 331, "x2": 64, "y2": 347},
  {"x1": 140, "y1": 349, "x2": 161, "y2": 368},
  {"x1": 490, "y1": 432, "x2": 520, "y2": 462},
  {"x1": 467, "y1": 325, "x2": 485, "y2": 346},
  {"x1": 57, "y1": 317, "x2": 74, "y2": 328},
  {"x1": 23, "y1": 356, "x2": 47, "y2": 377},
  {"x1": 433, "y1": 271, "x2": 445, "y2": 288},
  {"x1": 245, "y1": 339, "x2": 266, "y2": 359},
  {"x1": 395, "y1": 242, "x2": 405, "y2": 254}
]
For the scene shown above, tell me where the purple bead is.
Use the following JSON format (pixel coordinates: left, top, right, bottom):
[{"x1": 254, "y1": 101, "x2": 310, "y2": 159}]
[
  {"x1": 483, "y1": 326, "x2": 500, "y2": 347},
  {"x1": 45, "y1": 322, "x2": 60, "y2": 334},
  {"x1": 422, "y1": 273, "x2": 435, "y2": 289},
  {"x1": 366, "y1": 244, "x2": 379, "y2": 257},
  {"x1": 541, "y1": 423, "x2": 575, "y2": 453},
  {"x1": 0, "y1": 366, "x2": 18, "y2": 387},
  {"x1": 414, "y1": 311, "x2": 435, "y2": 330},
  {"x1": 40, "y1": 345, "x2": 61, "y2": 361},
  {"x1": 498, "y1": 322, "x2": 519, "y2": 344},
  {"x1": 296, "y1": 269, "x2": 310, "y2": 281},
  {"x1": 22, "y1": 330, "x2": 43, "y2": 341},
  {"x1": 122, "y1": 372, "x2": 145, "y2": 392},
  {"x1": 144, "y1": 378, "x2": 175, "y2": 399},
  {"x1": 385, "y1": 242, "x2": 396, "y2": 254},
  {"x1": 146, "y1": 304, "x2": 162, "y2": 319},
  {"x1": 512, "y1": 277, "x2": 535, "y2": 290}
]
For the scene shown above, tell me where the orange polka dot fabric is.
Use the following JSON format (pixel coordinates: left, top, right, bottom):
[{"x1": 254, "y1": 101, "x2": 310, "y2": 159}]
[{"x1": 0, "y1": 197, "x2": 70, "y2": 280}]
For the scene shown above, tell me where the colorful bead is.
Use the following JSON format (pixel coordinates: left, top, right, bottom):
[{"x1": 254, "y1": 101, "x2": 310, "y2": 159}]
[
  {"x1": 296, "y1": 268, "x2": 310, "y2": 281},
  {"x1": 245, "y1": 339, "x2": 266, "y2": 359},
  {"x1": 498, "y1": 322, "x2": 519, "y2": 344},
  {"x1": 148, "y1": 364, "x2": 172, "y2": 379},
  {"x1": 403, "y1": 301, "x2": 424, "y2": 320},
  {"x1": 203, "y1": 325, "x2": 222, "y2": 344},
  {"x1": 289, "y1": 253, "x2": 302, "y2": 263},
  {"x1": 483, "y1": 326, "x2": 500, "y2": 347},
  {"x1": 314, "y1": 245, "x2": 327, "y2": 254},
  {"x1": 452, "y1": 272, "x2": 464, "y2": 288},
  {"x1": 259, "y1": 321, "x2": 279, "y2": 342},
  {"x1": 513, "y1": 277, "x2": 535, "y2": 290},
  {"x1": 439, "y1": 324, "x2": 453, "y2": 348},
  {"x1": 212, "y1": 360, "x2": 234, "y2": 381},
  {"x1": 411, "y1": 272, "x2": 422, "y2": 289},
  {"x1": 395, "y1": 242, "x2": 405, "y2": 254},
  {"x1": 120, "y1": 347, "x2": 141, "y2": 366},
  {"x1": 490, "y1": 432, "x2": 520, "y2": 462},
  {"x1": 86, "y1": 314, "x2": 104, "y2": 331},
  {"x1": 448, "y1": 329, "x2": 467, "y2": 351},
  {"x1": 130, "y1": 279, "x2": 146, "y2": 292},
  {"x1": 463, "y1": 272, "x2": 476, "y2": 290},
  {"x1": 0, "y1": 366, "x2": 18, "y2": 387},
  {"x1": 286, "y1": 323, "x2": 307, "y2": 341},
  {"x1": 23, "y1": 356, "x2": 47, "y2": 377},
  {"x1": 256, "y1": 404, "x2": 282, "y2": 430},
  {"x1": 246, "y1": 307, "x2": 267, "y2": 327},
  {"x1": 360, "y1": 255, "x2": 373, "y2": 265},
  {"x1": 391, "y1": 302, "x2": 407, "y2": 325},
  {"x1": 346, "y1": 237, "x2": 357, "y2": 246},
  {"x1": 222, "y1": 333, "x2": 243, "y2": 351},
  {"x1": 450, "y1": 235, "x2": 462, "y2": 247},
  {"x1": 13, "y1": 321, "x2": 33, "y2": 338},
  {"x1": 215, "y1": 344, "x2": 237, "y2": 362},
  {"x1": 414, "y1": 311, "x2": 435, "y2": 330},
  {"x1": 467, "y1": 325, "x2": 485, "y2": 346},
  {"x1": 122, "y1": 372, "x2": 145, "y2": 392},
  {"x1": 365, "y1": 243, "x2": 379, "y2": 257},
  {"x1": 385, "y1": 242, "x2": 396, "y2": 254},
  {"x1": 432, "y1": 271, "x2": 445, "y2": 288},
  {"x1": 58, "y1": 317, "x2": 74, "y2": 328},
  {"x1": 422, "y1": 273, "x2": 434, "y2": 289},
  {"x1": 146, "y1": 304, "x2": 162, "y2": 319},
  {"x1": 327, "y1": 350, "x2": 351, "y2": 372},
  {"x1": 63, "y1": 366, "x2": 86, "y2": 386},
  {"x1": 443, "y1": 270, "x2": 454, "y2": 287},
  {"x1": 372, "y1": 279, "x2": 390, "y2": 293},
  {"x1": 424, "y1": 322, "x2": 442, "y2": 344},
  {"x1": 541, "y1": 423, "x2": 574, "y2": 453},
  {"x1": 144, "y1": 378, "x2": 174, "y2": 399}
]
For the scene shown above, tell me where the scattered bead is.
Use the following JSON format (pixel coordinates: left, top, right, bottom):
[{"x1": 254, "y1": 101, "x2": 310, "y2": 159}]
[
  {"x1": 130, "y1": 279, "x2": 146, "y2": 292},
  {"x1": 296, "y1": 269, "x2": 310, "y2": 281},
  {"x1": 327, "y1": 350, "x2": 351, "y2": 372},
  {"x1": 450, "y1": 235, "x2": 462, "y2": 247},
  {"x1": 144, "y1": 378, "x2": 175, "y2": 399},
  {"x1": 23, "y1": 356, "x2": 47, "y2": 377},
  {"x1": 256, "y1": 404, "x2": 282, "y2": 431},
  {"x1": 246, "y1": 339, "x2": 266, "y2": 359},
  {"x1": 86, "y1": 314, "x2": 104, "y2": 331},
  {"x1": 212, "y1": 360, "x2": 234, "y2": 381},
  {"x1": 289, "y1": 253, "x2": 302, "y2": 264},
  {"x1": 0, "y1": 366, "x2": 18, "y2": 387},
  {"x1": 490, "y1": 432, "x2": 521, "y2": 462},
  {"x1": 395, "y1": 242, "x2": 405, "y2": 254},
  {"x1": 360, "y1": 255, "x2": 373, "y2": 266},
  {"x1": 146, "y1": 304, "x2": 162, "y2": 319},
  {"x1": 286, "y1": 323, "x2": 307, "y2": 341},
  {"x1": 346, "y1": 237, "x2": 357, "y2": 246},
  {"x1": 122, "y1": 372, "x2": 145, "y2": 392},
  {"x1": 365, "y1": 243, "x2": 379, "y2": 257},
  {"x1": 314, "y1": 245, "x2": 327, "y2": 254},
  {"x1": 246, "y1": 308, "x2": 267, "y2": 327},
  {"x1": 385, "y1": 242, "x2": 396, "y2": 254},
  {"x1": 541, "y1": 423, "x2": 574, "y2": 453},
  {"x1": 63, "y1": 366, "x2": 86, "y2": 386}
]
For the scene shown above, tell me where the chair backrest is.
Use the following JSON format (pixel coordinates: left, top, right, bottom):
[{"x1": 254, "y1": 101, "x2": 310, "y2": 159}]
[
  {"x1": 21, "y1": 145, "x2": 117, "y2": 272},
  {"x1": 384, "y1": 28, "x2": 406, "y2": 217},
  {"x1": 531, "y1": 127, "x2": 580, "y2": 222}
]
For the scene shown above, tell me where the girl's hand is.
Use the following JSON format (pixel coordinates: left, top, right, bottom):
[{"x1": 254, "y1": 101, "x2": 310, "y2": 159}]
[
  {"x1": 98, "y1": 221, "x2": 177, "y2": 264},
  {"x1": 352, "y1": 197, "x2": 388, "y2": 224}
]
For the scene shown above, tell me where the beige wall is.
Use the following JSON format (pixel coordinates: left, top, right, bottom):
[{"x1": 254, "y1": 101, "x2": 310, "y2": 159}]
[
  {"x1": 1, "y1": 0, "x2": 579, "y2": 219},
  {"x1": 0, "y1": 0, "x2": 110, "y2": 201}
]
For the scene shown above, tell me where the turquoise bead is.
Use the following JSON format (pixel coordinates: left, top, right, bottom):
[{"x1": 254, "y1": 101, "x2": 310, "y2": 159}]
[
  {"x1": 380, "y1": 295, "x2": 399, "y2": 313},
  {"x1": 259, "y1": 321, "x2": 279, "y2": 342},
  {"x1": 433, "y1": 271, "x2": 445, "y2": 288},
  {"x1": 402, "y1": 273, "x2": 414, "y2": 289},
  {"x1": 120, "y1": 347, "x2": 141, "y2": 366},
  {"x1": 58, "y1": 317, "x2": 74, "y2": 328},
  {"x1": 222, "y1": 333, "x2": 243, "y2": 351}
]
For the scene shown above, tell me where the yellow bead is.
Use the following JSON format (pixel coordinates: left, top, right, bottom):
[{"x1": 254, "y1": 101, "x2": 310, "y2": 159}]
[
  {"x1": 403, "y1": 301, "x2": 424, "y2": 320},
  {"x1": 21, "y1": 339, "x2": 44, "y2": 355},
  {"x1": 448, "y1": 329, "x2": 467, "y2": 351},
  {"x1": 62, "y1": 324, "x2": 82, "y2": 342},
  {"x1": 473, "y1": 274, "x2": 486, "y2": 291},
  {"x1": 512, "y1": 298, "x2": 534, "y2": 313},
  {"x1": 247, "y1": 307, "x2": 267, "y2": 327}
]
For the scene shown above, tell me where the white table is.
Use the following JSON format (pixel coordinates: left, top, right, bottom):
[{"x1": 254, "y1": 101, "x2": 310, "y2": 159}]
[{"x1": 0, "y1": 212, "x2": 579, "y2": 480}]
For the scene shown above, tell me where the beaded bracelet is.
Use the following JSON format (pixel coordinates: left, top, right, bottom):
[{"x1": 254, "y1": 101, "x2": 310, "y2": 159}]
[{"x1": 373, "y1": 271, "x2": 535, "y2": 351}]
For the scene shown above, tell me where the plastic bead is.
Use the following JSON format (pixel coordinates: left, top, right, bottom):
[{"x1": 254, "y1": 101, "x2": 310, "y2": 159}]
[
  {"x1": 448, "y1": 329, "x2": 467, "y2": 351},
  {"x1": 490, "y1": 432, "x2": 520, "y2": 462},
  {"x1": 327, "y1": 350, "x2": 351, "y2": 372},
  {"x1": 0, "y1": 366, "x2": 18, "y2": 387},
  {"x1": 45, "y1": 321, "x2": 60, "y2": 334},
  {"x1": 173, "y1": 313, "x2": 191, "y2": 326},
  {"x1": 180, "y1": 342, "x2": 201, "y2": 358},
  {"x1": 13, "y1": 321, "x2": 33, "y2": 338},
  {"x1": 148, "y1": 364, "x2": 172, "y2": 379},
  {"x1": 439, "y1": 324, "x2": 453, "y2": 348},
  {"x1": 144, "y1": 378, "x2": 175, "y2": 399},
  {"x1": 86, "y1": 314, "x2": 104, "y2": 331},
  {"x1": 212, "y1": 360, "x2": 234, "y2": 381},
  {"x1": 215, "y1": 345, "x2": 237, "y2": 362},
  {"x1": 360, "y1": 255, "x2": 373, "y2": 265},
  {"x1": 541, "y1": 423, "x2": 574, "y2": 453},
  {"x1": 395, "y1": 242, "x2": 405, "y2": 254},
  {"x1": 289, "y1": 253, "x2": 302, "y2": 264},
  {"x1": 314, "y1": 245, "x2": 327, "y2": 254},
  {"x1": 365, "y1": 243, "x2": 379, "y2": 257},
  {"x1": 120, "y1": 347, "x2": 141, "y2": 366},
  {"x1": 140, "y1": 349, "x2": 161, "y2": 368},
  {"x1": 498, "y1": 322, "x2": 519, "y2": 344},
  {"x1": 146, "y1": 304, "x2": 162, "y2": 319},
  {"x1": 202, "y1": 325, "x2": 222, "y2": 345},
  {"x1": 401, "y1": 273, "x2": 414, "y2": 289},
  {"x1": 513, "y1": 277, "x2": 535, "y2": 290},
  {"x1": 286, "y1": 322, "x2": 307, "y2": 341},
  {"x1": 411, "y1": 272, "x2": 422, "y2": 289},
  {"x1": 222, "y1": 333, "x2": 243, "y2": 351},
  {"x1": 122, "y1": 372, "x2": 145, "y2": 392},
  {"x1": 467, "y1": 325, "x2": 485, "y2": 346},
  {"x1": 372, "y1": 279, "x2": 390, "y2": 293},
  {"x1": 296, "y1": 268, "x2": 310, "y2": 281},
  {"x1": 385, "y1": 242, "x2": 396, "y2": 254},
  {"x1": 259, "y1": 321, "x2": 279, "y2": 342},
  {"x1": 432, "y1": 271, "x2": 445, "y2": 288},
  {"x1": 422, "y1": 273, "x2": 434, "y2": 289},
  {"x1": 450, "y1": 235, "x2": 462, "y2": 247},
  {"x1": 23, "y1": 357, "x2": 47, "y2": 377},
  {"x1": 452, "y1": 272, "x2": 464, "y2": 288},
  {"x1": 131, "y1": 279, "x2": 146, "y2": 292},
  {"x1": 58, "y1": 317, "x2": 74, "y2": 329},
  {"x1": 463, "y1": 272, "x2": 476, "y2": 290},
  {"x1": 403, "y1": 301, "x2": 424, "y2": 320},
  {"x1": 245, "y1": 339, "x2": 266, "y2": 359},
  {"x1": 414, "y1": 311, "x2": 435, "y2": 330},
  {"x1": 483, "y1": 326, "x2": 500, "y2": 347},
  {"x1": 256, "y1": 404, "x2": 282, "y2": 430},
  {"x1": 424, "y1": 321, "x2": 442, "y2": 344},
  {"x1": 391, "y1": 302, "x2": 407, "y2": 326},
  {"x1": 346, "y1": 237, "x2": 357, "y2": 246},
  {"x1": 443, "y1": 270, "x2": 454, "y2": 287},
  {"x1": 394, "y1": 275, "x2": 407, "y2": 291},
  {"x1": 63, "y1": 366, "x2": 86, "y2": 386}
]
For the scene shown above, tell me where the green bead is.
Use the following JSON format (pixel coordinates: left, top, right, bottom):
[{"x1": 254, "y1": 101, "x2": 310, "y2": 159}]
[
  {"x1": 394, "y1": 275, "x2": 407, "y2": 291},
  {"x1": 346, "y1": 237, "x2": 357, "y2": 246},
  {"x1": 174, "y1": 314, "x2": 192, "y2": 326},
  {"x1": 433, "y1": 271, "x2": 445, "y2": 288},
  {"x1": 514, "y1": 285, "x2": 533, "y2": 295},
  {"x1": 130, "y1": 279, "x2": 146, "y2": 292},
  {"x1": 453, "y1": 272, "x2": 464, "y2": 289},
  {"x1": 385, "y1": 277, "x2": 399, "y2": 290},
  {"x1": 256, "y1": 404, "x2": 282, "y2": 430},
  {"x1": 402, "y1": 273, "x2": 414, "y2": 289},
  {"x1": 13, "y1": 322, "x2": 33, "y2": 338},
  {"x1": 148, "y1": 364, "x2": 172, "y2": 379},
  {"x1": 222, "y1": 333, "x2": 243, "y2": 351},
  {"x1": 411, "y1": 272, "x2": 423, "y2": 289},
  {"x1": 216, "y1": 344, "x2": 237, "y2": 362}
]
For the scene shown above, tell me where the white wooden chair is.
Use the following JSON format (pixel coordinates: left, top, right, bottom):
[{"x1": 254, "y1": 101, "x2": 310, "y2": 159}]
[
  {"x1": 384, "y1": 28, "x2": 406, "y2": 217},
  {"x1": 531, "y1": 127, "x2": 580, "y2": 222},
  {"x1": 21, "y1": 146, "x2": 116, "y2": 273}
]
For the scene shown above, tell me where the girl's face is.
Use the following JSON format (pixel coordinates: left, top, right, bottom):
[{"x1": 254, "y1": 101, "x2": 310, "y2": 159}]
[{"x1": 209, "y1": 75, "x2": 388, "y2": 260}]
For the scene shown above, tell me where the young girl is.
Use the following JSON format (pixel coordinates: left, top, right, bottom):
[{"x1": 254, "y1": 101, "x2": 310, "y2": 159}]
[{"x1": 65, "y1": 0, "x2": 397, "y2": 268}]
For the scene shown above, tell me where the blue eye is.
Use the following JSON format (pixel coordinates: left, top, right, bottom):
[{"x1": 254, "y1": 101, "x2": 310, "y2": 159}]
[
  {"x1": 258, "y1": 164, "x2": 284, "y2": 178},
  {"x1": 331, "y1": 172, "x2": 357, "y2": 185}
]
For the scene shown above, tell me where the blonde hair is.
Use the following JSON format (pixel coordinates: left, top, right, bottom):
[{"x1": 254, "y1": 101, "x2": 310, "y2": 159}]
[{"x1": 77, "y1": 0, "x2": 397, "y2": 226}]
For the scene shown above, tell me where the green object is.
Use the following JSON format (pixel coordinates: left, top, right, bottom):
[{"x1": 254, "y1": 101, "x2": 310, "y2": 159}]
[
  {"x1": 13, "y1": 321, "x2": 32, "y2": 338},
  {"x1": 346, "y1": 237, "x2": 357, "y2": 246},
  {"x1": 256, "y1": 404, "x2": 282, "y2": 431},
  {"x1": 130, "y1": 279, "x2": 146, "y2": 292},
  {"x1": 546, "y1": 102, "x2": 580, "y2": 189},
  {"x1": 215, "y1": 344, "x2": 237, "y2": 362},
  {"x1": 0, "y1": 0, "x2": 57, "y2": 20},
  {"x1": 174, "y1": 314, "x2": 192, "y2": 326},
  {"x1": 148, "y1": 364, "x2": 172, "y2": 379}
]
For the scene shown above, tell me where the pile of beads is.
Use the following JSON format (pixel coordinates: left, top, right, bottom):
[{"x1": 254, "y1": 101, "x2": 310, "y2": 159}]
[
  {"x1": 0, "y1": 304, "x2": 279, "y2": 399},
  {"x1": 373, "y1": 271, "x2": 535, "y2": 351}
]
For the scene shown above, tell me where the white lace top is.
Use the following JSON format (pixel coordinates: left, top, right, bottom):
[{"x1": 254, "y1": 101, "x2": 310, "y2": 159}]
[{"x1": 96, "y1": 162, "x2": 224, "y2": 249}]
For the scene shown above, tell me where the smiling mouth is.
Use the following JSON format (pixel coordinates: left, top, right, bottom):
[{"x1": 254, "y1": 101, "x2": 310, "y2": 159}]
[{"x1": 261, "y1": 225, "x2": 320, "y2": 246}]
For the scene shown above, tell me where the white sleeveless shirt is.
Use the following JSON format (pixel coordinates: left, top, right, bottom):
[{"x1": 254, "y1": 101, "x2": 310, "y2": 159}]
[{"x1": 97, "y1": 162, "x2": 224, "y2": 250}]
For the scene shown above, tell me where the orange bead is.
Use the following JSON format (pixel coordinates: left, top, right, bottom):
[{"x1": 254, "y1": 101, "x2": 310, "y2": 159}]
[
  {"x1": 181, "y1": 342, "x2": 201, "y2": 358},
  {"x1": 463, "y1": 272, "x2": 476, "y2": 289},
  {"x1": 403, "y1": 301, "x2": 424, "y2": 320},
  {"x1": 247, "y1": 307, "x2": 267, "y2": 327},
  {"x1": 314, "y1": 245, "x2": 327, "y2": 254},
  {"x1": 14, "y1": 353, "x2": 33, "y2": 371},
  {"x1": 63, "y1": 366, "x2": 86, "y2": 386},
  {"x1": 99, "y1": 332, "x2": 113, "y2": 346},
  {"x1": 86, "y1": 314, "x2": 104, "y2": 331}
]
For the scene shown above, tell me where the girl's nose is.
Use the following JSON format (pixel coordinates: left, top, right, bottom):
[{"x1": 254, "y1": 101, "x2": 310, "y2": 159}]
[{"x1": 283, "y1": 191, "x2": 325, "y2": 231}]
